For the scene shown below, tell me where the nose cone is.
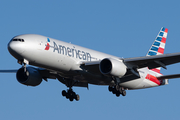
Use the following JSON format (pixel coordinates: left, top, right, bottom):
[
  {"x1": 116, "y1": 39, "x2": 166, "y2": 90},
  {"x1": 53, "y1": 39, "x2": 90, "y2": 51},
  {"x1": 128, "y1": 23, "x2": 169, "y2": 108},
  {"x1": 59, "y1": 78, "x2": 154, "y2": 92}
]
[{"x1": 8, "y1": 39, "x2": 25, "y2": 60}]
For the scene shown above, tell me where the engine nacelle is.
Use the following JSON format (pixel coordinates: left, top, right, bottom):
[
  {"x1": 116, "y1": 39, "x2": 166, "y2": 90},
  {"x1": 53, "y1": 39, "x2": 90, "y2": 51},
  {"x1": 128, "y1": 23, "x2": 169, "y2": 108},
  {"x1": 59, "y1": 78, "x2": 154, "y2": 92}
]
[
  {"x1": 16, "y1": 67, "x2": 42, "y2": 86},
  {"x1": 99, "y1": 58, "x2": 127, "y2": 78}
]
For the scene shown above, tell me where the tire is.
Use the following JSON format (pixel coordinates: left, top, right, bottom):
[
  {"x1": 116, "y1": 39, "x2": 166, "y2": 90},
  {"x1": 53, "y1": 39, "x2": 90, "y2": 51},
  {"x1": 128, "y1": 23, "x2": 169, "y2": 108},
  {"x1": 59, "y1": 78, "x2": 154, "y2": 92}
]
[
  {"x1": 112, "y1": 88, "x2": 116, "y2": 94},
  {"x1": 108, "y1": 86, "x2": 113, "y2": 92},
  {"x1": 62, "y1": 90, "x2": 67, "y2": 97},
  {"x1": 122, "y1": 90, "x2": 126, "y2": 96},
  {"x1": 69, "y1": 96, "x2": 74, "y2": 101},
  {"x1": 75, "y1": 94, "x2": 80, "y2": 101},
  {"x1": 116, "y1": 92, "x2": 120, "y2": 97},
  {"x1": 119, "y1": 87, "x2": 122, "y2": 94},
  {"x1": 66, "y1": 94, "x2": 70, "y2": 99}
]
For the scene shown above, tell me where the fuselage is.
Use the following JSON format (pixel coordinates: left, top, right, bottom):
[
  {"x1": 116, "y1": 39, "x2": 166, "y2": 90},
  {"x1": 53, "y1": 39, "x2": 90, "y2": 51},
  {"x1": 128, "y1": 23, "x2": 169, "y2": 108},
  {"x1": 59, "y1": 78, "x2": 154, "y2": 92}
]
[{"x1": 8, "y1": 34, "x2": 168, "y2": 90}]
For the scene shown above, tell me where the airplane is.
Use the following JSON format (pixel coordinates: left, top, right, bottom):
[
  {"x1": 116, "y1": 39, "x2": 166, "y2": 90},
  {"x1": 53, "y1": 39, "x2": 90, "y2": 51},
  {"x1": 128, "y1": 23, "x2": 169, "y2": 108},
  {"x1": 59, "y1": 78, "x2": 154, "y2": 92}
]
[{"x1": 1, "y1": 27, "x2": 180, "y2": 102}]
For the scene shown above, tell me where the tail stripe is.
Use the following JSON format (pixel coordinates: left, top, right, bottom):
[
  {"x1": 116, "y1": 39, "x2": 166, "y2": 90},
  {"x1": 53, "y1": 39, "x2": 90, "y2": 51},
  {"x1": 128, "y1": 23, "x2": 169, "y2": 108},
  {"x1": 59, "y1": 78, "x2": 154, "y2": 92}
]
[
  {"x1": 158, "y1": 47, "x2": 164, "y2": 54},
  {"x1": 147, "y1": 27, "x2": 168, "y2": 56},
  {"x1": 151, "y1": 46, "x2": 158, "y2": 51},
  {"x1": 147, "y1": 27, "x2": 168, "y2": 73},
  {"x1": 161, "y1": 38, "x2": 166, "y2": 43}
]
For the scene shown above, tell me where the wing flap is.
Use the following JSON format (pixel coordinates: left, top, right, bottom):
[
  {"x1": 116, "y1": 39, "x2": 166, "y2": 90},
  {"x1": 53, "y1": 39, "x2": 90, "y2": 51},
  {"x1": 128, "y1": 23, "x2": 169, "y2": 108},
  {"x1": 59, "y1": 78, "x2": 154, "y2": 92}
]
[{"x1": 80, "y1": 61, "x2": 101, "y2": 75}]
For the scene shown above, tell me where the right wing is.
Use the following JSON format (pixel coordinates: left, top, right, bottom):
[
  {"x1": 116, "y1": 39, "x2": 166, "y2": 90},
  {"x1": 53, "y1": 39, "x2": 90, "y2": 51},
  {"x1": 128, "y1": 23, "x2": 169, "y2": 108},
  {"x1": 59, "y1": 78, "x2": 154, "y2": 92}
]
[
  {"x1": 0, "y1": 70, "x2": 17, "y2": 73},
  {"x1": 0, "y1": 67, "x2": 89, "y2": 88}
]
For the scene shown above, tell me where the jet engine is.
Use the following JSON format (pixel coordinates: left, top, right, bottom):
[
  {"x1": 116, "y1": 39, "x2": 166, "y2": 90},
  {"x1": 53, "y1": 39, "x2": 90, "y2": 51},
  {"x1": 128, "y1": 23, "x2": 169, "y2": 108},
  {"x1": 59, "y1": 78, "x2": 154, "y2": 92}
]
[
  {"x1": 16, "y1": 67, "x2": 42, "y2": 86},
  {"x1": 99, "y1": 58, "x2": 127, "y2": 78}
]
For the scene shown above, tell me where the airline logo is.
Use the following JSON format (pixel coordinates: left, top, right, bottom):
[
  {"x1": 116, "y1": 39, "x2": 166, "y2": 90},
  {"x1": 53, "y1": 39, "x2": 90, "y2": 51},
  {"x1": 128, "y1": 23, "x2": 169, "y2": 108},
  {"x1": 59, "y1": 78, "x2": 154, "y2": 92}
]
[
  {"x1": 147, "y1": 27, "x2": 168, "y2": 73},
  {"x1": 44, "y1": 38, "x2": 92, "y2": 61},
  {"x1": 45, "y1": 38, "x2": 50, "y2": 50},
  {"x1": 147, "y1": 27, "x2": 168, "y2": 56}
]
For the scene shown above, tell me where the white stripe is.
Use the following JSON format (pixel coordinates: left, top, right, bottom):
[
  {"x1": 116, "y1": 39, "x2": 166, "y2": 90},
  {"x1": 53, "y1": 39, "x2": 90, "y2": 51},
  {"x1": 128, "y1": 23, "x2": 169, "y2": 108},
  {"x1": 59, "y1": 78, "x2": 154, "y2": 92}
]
[
  {"x1": 157, "y1": 52, "x2": 163, "y2": 55},
  {"x1": 159, "y1": 42, "x2": 165, "y2": 48},
  {"x1": 163, "y1": 32, "x2": 167, "y2": 38}
]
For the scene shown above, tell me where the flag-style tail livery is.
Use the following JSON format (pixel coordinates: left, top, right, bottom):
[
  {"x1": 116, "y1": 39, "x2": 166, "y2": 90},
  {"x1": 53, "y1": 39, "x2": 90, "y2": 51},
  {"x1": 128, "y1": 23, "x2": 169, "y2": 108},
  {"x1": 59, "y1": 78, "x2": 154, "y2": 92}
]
[{"x1": 147, "y1": 27, "x2": 168, "y2": 73}]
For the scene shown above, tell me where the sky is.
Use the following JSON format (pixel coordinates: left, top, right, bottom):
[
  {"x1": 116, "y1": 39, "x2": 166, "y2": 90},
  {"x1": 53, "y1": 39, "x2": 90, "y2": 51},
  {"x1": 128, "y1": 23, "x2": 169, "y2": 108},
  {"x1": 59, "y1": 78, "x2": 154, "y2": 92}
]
[{"x1": 0, "y1": 0, "x2": 180, "y2": 120}]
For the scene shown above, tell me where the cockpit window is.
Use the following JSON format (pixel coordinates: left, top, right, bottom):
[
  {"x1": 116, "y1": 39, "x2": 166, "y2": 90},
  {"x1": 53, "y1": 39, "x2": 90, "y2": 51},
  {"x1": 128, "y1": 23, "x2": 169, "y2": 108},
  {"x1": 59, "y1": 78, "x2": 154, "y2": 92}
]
[{"x1": 12, "y1": 39, "x2": 25, "y2": 42}]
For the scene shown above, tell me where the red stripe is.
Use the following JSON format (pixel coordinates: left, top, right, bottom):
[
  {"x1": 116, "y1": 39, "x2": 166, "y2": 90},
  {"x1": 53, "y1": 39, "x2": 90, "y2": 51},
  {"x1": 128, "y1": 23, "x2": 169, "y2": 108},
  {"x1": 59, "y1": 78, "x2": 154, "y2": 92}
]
[
  {"x1": 45, "y1": 43, "x2": 50, "y2": 50},
  {"x1": 145, "y1": 74, "x2": 161, "y2": 85},
  {"x1": 165, "y1": 28, "x2": 168, "y2": 33},
  {"x1": 158, "y1": 47, "x2": 164, "y2": 54},
  {"x1": 161, "y1": 37, "x2": 166, "y2": 43},
  {"x1": 151, "y1": 68, "x2": 160, "y2": 73}
]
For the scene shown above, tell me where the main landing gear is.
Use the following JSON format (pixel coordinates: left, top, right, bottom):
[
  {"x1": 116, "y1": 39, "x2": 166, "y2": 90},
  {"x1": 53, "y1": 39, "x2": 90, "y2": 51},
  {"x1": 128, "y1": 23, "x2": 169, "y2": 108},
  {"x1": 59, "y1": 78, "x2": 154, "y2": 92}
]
[
  {"x1": 108, "y1": 85, "x2": 126, "y2": 97},
  {"x1": 61, "y1": 79, "x2": 80, "y2": 102},
  {"x1": 62, "y1": 89, "x2": 80, "y2": 102}
]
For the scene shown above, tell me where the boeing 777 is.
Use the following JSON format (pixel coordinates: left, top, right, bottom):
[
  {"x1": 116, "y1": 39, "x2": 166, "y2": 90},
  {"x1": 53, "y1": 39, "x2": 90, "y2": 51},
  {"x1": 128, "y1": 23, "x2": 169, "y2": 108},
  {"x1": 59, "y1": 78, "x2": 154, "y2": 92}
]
[{"x1": 1, "y1": 27, "x2": 180, "y2": 101}]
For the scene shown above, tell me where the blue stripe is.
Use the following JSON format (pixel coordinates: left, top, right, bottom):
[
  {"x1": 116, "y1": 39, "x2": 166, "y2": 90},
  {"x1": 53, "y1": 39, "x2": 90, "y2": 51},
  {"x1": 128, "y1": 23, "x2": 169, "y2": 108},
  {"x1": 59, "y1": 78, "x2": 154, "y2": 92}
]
[
  {"x1": 162, "y1": 27, "x2": 165, "y2": 31},
  {"x1": 153, "y1": 41, "x2": 160, "y2": 46},
  {"x1": 159, "y1": 32, "x2": 164, "y2": 37},
  {"x1": 47, "y1": 38, "x2": 50, "y2": 42},
  {"x1": 148, "y1": 51, "x2": 157, "y2": 56},
  {"x1": 156, "y1": 37, "x2": 162, "y2": 42},
  {"x1": 151, "y1": 46, "x2": 158, "y2": 51}
]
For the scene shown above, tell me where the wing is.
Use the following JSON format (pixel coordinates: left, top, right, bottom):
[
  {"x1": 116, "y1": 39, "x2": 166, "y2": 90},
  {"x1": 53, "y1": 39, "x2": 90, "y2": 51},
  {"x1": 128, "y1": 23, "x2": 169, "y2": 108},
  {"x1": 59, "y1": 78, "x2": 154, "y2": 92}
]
[
  {"x1": 0, "y1": 67, "x2": 88, "y2": 88},
  {"x1": 123, "y1": 52, "x2": 180, "y2": 69},
  {"x1": 80, "y1": 52, "x2": 180, "y2": 78},
  {"x1": 0, "y1": 70, "x2": 17, "y2": 73}
]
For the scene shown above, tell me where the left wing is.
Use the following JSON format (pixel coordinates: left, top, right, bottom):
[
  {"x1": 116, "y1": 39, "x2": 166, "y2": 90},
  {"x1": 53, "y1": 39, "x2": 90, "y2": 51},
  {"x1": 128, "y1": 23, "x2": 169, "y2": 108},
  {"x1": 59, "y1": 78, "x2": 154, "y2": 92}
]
[
  {"x1": 81, "y1": 52, "x2": 180, "y2": 77},
  {"x1": 123, "y1": 52, "x2": 180, "y2": 69}
]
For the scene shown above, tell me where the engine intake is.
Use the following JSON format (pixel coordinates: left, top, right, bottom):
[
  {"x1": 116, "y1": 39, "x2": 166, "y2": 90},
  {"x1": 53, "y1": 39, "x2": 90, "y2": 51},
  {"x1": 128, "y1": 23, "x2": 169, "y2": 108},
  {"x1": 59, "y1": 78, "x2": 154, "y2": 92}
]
[
  {"x1": 16, "y1": 67, "x2": 42, "y2": 86},
  {"x1": 99, "y1": 58, "x2": 127, "y2": 77}
]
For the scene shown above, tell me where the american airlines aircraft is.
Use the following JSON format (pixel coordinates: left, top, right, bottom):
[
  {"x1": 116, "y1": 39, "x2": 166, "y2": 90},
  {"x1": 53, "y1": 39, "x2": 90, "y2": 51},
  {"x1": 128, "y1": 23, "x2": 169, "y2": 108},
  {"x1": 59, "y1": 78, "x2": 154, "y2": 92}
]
[{"x1": 1, "y1": 27, "x2": 180, "y2": 102}]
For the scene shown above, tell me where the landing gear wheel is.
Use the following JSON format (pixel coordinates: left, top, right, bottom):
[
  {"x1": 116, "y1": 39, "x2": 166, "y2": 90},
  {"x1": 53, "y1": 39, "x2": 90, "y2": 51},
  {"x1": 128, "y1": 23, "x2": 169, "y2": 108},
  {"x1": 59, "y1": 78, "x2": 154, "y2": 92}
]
[
  {"x1": 108, "y1": 86, "x2": 113, "y2": 92},
  {"x1": 75, "y1": 94, "x2": 80, "y2": 101},
  {"x1": 69, "y1": 96, "x2": 74, "y2": 101},
  {"x1": 116, "y1": 91, "x2": 120, "y2": 97},
  {"x1": 61, "y1": 89, "x2": 80, "y2": 102},
  {"x1": 112, "y1": 88, "x2": 116, "y2": 94},
  {"x1": 62, "y1": 90, "x2": 67, "y2": 97},
  {"x1": 108, "y1": 85, "x2": 127, "y2": 97},
  {"x1": 66, "y1": 94, "x2": 70, "y2": 99},
  {"x1": 122, "y1": 90, "x2": 126, "y2": 96},
  {"x1": 119, "y1": 87, "x2": 122, "y2": 94}
]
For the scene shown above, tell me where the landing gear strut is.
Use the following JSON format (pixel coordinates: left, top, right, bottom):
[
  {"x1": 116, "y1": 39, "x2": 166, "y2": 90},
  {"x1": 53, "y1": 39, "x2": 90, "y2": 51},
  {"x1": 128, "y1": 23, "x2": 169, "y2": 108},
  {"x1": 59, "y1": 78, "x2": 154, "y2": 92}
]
[
  {"x1": 62, "y1": 89, "x2": 80, "y2": 101},
  {"x1": 108, "y1": 85, "x2": 126, "y2": 97},
  {"x1": 18, "y1": 59, "x2": 28, "y2": 72},
  {"x1": 61, "y1": 80, "x2": 80, "y2": 102}
]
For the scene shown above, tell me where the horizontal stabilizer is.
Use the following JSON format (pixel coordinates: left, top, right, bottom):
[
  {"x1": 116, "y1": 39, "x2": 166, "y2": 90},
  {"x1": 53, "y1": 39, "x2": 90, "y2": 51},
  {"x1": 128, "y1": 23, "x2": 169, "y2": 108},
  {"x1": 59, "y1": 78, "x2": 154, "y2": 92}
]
[{"x1": 157, "y1": 74, "x2": 180, "y2": 80}]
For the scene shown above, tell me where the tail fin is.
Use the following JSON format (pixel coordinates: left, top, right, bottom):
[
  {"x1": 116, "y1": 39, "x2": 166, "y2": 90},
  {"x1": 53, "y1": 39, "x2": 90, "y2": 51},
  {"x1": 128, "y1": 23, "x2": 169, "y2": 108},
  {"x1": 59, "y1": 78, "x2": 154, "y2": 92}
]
[{"x1": 147, "y1": 27, "x2": 168, "y2": 73}]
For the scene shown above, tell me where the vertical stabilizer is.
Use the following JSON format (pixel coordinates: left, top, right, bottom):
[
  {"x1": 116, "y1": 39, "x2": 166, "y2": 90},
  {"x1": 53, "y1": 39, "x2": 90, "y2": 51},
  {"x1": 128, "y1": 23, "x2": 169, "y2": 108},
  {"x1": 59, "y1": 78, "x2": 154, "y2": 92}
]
[{"x1": 147, "y1": 27, "x2": 168, "y2": 73}]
